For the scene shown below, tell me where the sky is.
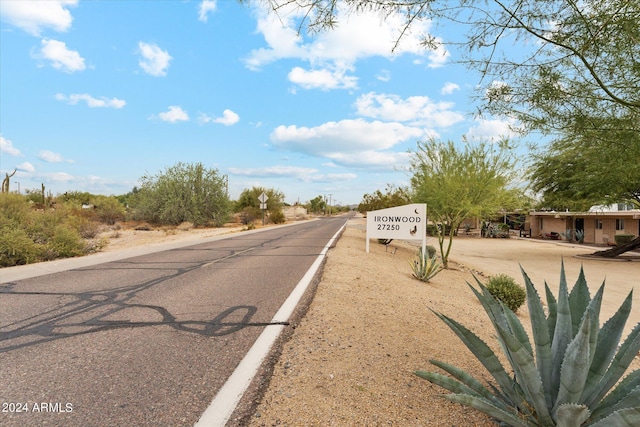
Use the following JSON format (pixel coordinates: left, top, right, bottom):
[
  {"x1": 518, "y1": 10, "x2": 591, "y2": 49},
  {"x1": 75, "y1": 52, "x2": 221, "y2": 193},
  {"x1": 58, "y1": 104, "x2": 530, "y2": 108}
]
[{"x1": 0, "y1": 0, "x2": 519, "y2": 206}]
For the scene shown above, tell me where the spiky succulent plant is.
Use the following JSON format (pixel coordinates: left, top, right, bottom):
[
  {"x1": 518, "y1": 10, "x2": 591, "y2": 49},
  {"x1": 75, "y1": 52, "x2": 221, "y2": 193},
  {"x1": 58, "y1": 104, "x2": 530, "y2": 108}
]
[{"x1": 416, "y1": 262, "x2": 640, "y2": 426}]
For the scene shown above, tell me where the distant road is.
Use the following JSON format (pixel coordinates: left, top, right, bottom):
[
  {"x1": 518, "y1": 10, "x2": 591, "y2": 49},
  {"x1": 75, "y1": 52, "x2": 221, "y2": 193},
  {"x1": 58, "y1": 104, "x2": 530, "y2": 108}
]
[{"x1": 0, "y1": 216, "x2": 349, "y2": 427}]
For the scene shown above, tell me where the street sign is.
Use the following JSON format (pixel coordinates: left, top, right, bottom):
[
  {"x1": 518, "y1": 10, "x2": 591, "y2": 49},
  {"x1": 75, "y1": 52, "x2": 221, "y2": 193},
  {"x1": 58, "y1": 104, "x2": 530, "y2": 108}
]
[
  {"x1": 366, "y1": 203, "x2": 427, "y2": 253},
  {"x1": 258, "y1": 192, "x2": 268, "y2": 203},
  {"x1": 260, "y1": 203, "x2": 267, "y2": 210}
]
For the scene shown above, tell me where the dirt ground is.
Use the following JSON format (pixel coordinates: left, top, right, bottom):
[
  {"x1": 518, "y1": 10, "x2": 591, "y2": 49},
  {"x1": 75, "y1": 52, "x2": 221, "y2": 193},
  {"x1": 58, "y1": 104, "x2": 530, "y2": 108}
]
[{"x1": 97, "y1": 216, "x2": 639, "y2": 426}]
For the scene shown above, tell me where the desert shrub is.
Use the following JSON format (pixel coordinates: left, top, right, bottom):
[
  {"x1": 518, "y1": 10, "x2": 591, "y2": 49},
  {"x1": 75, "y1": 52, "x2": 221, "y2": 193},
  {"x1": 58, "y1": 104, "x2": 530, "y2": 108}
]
[
  {"x1": 42, "y1": 225, "x2": 85, "y2": 260},
  {"x1": 0, "y1": 225, "x2": 42, "y2": 266},
  {"x1": 0, "y1": 193, "x2": 31, "y2": 221},
  {"x1": 66, "y1": 214, "x2": 102, "y2": 239},
  {"x1": 91, "y1": 195, "x2": 125, "y2": 225},
  {"x1": 131, "y1": 162, "x2": 231, "y2": 227},
  {"x1": 614, "y1": 234, "x2": 635, "y2": 245},
  {"x1": 485, "y1": 273, "x2": 526, "y2": 312},
  {"x1": 239, "y1": 207, "x2": 261, "y2": 225},
  {"x1": 269, "y1": 209, "x2": 286, "y2": 224},
  {"x1": 0, "y1": 193, "x2": 101, "y2": 266},
  {"x1": 410, "y1": 247, "x2": 442, "y2": 282}
]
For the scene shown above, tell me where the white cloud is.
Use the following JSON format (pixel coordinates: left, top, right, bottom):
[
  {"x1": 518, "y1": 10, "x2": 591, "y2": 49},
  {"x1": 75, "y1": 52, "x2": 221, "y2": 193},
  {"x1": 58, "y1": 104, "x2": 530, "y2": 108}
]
[
  {"x1": 246, "y1": 4, "x2": 444, "y2": 90},
  {"x1": 198, "y1": 109, "x2": 240, "y2": 126},
  {"x1": 198, "y1": 0, "x2": 217, "y2": 22},
  {"x1": 376, "y1": 69, "x2": 391, "y2": 82},
  {"x1": 354, "y1": 92, "x2": 464, "y2": 128},
  {"x1": 1, "y1": 136, "x2": 21, "y2": 156},
  {"x1": 215, "y1": 109, "x2": 240, "y2": 126},
  {"x1": 17, "y1": 162, "x2": 35, "y2": 173},
  {"x1": 288, "y1": 66, "x2": 358, "y2": 90},
  {"x1": 425, "y1": 38, "x2": 450, "y2": 68},
  {"x1": 56, "y1": 93, "x2": 126, "y2": 108},
  {"x1": 138, "y1": 42, "x2": 172, "y2": 76},
  {"x1": 34, "y1": 39, "x2": 85, "y2": 72},
  {"x1": 38, "y1": 150, "x2": 72, "y2": 163},
  {"x1": 467, "y1": 117, "x2": 519, "y2": 142},
  {"x1": 0, "y1": 0, "x2": 77, "y2": 36},
  {"x1": 270, "y1": 118, "x2": 425, "y2": 169},
  {"x1": 157, "y1": 106, "x2": 189, "y2": 123},
  {"x1": 228, "y1": 165, "x2": 357, "y2": 183},
  {"x1": 441, "y1": 82, "x2": 460, "y2": 95},
  {"x1": 49, "y1": 172, "x2": 75, "y2": 182}
]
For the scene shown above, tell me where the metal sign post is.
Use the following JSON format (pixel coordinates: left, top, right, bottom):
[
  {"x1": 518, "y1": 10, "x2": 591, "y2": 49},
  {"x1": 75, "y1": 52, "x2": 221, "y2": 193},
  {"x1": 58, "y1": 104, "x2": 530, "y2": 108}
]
[
  {"x1": 366, "y1": 203, "x2": 427, "y2": 254},
  {"x1": 258, "y1": 192, "x2": 268, "y2": 225}
]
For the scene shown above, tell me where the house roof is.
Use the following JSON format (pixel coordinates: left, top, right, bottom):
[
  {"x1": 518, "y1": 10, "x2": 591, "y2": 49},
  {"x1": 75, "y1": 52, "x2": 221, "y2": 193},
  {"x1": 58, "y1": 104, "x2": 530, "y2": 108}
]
[{"x1": 529, "y1": 210, "x2": 640, "y2": 219}]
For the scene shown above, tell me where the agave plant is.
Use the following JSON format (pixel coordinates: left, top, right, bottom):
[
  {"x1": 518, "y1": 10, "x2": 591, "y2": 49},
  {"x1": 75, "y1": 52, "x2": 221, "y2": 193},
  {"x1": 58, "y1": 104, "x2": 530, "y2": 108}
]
[
  {"x1": 416, "y1": 262, "x2": 640, "y2": 426},
  {"x1": 410, "y1": 246, "x2": 442, "y2": 282}
]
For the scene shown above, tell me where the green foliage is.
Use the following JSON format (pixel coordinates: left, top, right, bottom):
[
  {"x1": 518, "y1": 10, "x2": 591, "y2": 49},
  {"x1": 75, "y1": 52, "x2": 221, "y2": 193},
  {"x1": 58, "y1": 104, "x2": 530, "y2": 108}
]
[
  {"x1": 486, "y1": 274, "x2": 526, "y2": 313},
  {"x1": 416, "y1": 262, "x2": 640, "y2": 426},
  {"x1": 90, "y1": 195, "x2": 125, "y2": 225},
  {"x1": 0, "y1": 225, "x2": 40, "y2": 267},
  {"x1": 410, "y1": 138, "x2": 518, "y2": 268},
  {"x1": 235, "y1": 186, "x2": 285, "y2": 223},
  {"x1": 358, "y1": 184, "x2": 411, "y2": 214},
  {"x1": 269, "y1": 208, "x2": 286, "y2": 224},
  {"x1": 614, "y1": 234, "x2": 636, "y2": 246},
  {"x1": 306, "y1": 195, "x2": 327, "y2": 214},
  {"x1": 43, "y1": 225, "x2": 86, "y2": 260},
  {"x1": 239, "y1": 206, "x2": 260, "y2": 225},
  {"x1": 410, "y1": 246, "x2": 442, "y2": 282},
  {"x1": 0, "y1": 193, "x2": 106, "y2": 267},
  {"x1": 131, "y1": 162, "x2": 231, "y2": 227}
]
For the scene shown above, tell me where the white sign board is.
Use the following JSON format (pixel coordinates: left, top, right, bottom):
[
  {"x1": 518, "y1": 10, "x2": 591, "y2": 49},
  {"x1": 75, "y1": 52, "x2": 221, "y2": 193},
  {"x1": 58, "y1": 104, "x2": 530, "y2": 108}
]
[
  {"x1": 258, "y1": 192, "x2": 268, "y2": 203},
  {"x1": 366, "y1": 203, "x2": 427, "y2": 253}
]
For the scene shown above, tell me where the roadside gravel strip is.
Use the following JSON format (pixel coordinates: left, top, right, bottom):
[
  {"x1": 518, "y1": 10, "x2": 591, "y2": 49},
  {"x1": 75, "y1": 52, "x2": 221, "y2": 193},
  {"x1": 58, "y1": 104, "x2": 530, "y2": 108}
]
[{"x1": 194, "y1": 222, "x2": 346, "y2": 427}]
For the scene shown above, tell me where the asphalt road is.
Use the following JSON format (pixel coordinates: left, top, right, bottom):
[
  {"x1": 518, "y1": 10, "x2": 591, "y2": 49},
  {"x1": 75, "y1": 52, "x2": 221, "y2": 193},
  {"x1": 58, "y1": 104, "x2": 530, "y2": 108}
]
[{"x1": 0, "y1": 217, "x2": 348, "y2": 427}]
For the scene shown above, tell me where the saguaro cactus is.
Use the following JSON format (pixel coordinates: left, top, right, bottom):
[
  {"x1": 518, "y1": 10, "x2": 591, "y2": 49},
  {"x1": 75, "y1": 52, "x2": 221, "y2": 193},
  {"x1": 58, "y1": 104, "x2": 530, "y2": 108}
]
[{"x1": 1, "y1": 169, "x2": 17, "y2": 193}]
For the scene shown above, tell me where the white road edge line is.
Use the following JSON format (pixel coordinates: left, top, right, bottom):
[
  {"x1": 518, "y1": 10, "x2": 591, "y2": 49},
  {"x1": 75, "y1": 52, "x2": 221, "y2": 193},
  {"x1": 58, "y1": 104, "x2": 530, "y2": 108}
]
[{"x1": 194, "y1": 221, "x2": 347, "y2": 427}]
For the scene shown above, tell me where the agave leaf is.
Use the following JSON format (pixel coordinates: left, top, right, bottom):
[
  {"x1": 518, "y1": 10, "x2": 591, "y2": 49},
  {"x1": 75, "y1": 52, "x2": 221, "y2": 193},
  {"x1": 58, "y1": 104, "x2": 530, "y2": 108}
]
[
  {"x1": 545, "y1": 280, "x2": 558, "y2": 340},
  {"x1": 592, "y1": 381, "x2": 640, "y2": 421},
  {"x1": 555, "y1": 403, "x2": 590, "y2": 427},
  {"x1": 568, "y1": 265, "x2": 591, "y2": 336},
  {"x1": 494, "y1": 322, "x2": 554, "y2": 425},
  {"x1": 443, "y1": 393, "x2": 534, "y2": 427},
  {"x1": 582, "y1": 290, "x2": 633, "y2": 404},
  {"x1": 504, "y1": 301, "x2": 533, "y2": 354},
  {"x1": 590, "y1": 371, "x2": 640, "y2": 422},
  {"x1": 430, "y1": 310, "x2": 525, "y2": 407},
  {"x1": 428, "y1": 359, "x2": 507, "y2": 407},
  {"x1": 551, "y1": 262, "x2": 573, "y2": 398},
  {"x1": 584, "y1": 285, "x2": 603, "y2": 368},
  {"x1": 469, "y1": 281, "x2": 513, "y2": 339},
  {"x1": 588, "y1": 407, "x2": 640, "y2": 427},
  {"x1": 586, "y1": 322, "x2": 640, "y2": 408},
  {"x1": 471, "y1": 281, "x2": 534, "y2": 358},
  {"x1": 554, "y1": 311, "x2": 592, "y2": 410},
  {"x1": 414, "y1": 370, "x2": 482, "y2": 397},
  {"x1": 521, "y1": 265, "x2": 554, "y2": 410}
]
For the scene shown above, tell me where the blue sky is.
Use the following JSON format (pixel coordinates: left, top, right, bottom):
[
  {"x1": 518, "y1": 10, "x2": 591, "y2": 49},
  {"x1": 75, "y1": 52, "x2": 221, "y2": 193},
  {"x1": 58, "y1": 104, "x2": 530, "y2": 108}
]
[{"x1": 0, "y1": 0, "x2": 518, "y2": 206}]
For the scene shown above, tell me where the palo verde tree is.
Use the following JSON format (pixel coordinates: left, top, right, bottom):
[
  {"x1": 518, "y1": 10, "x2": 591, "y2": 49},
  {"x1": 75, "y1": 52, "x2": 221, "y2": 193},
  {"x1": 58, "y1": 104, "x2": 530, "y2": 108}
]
[
  {"x1": 131, "y1": 162, "x2": 231, "y2": 227},
  {"x1": 410, "y1": 138, "x2": 519, "y2": 269},
  {"x1": 357, "y1": 184, "x2": 411, "y2": 215}
]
